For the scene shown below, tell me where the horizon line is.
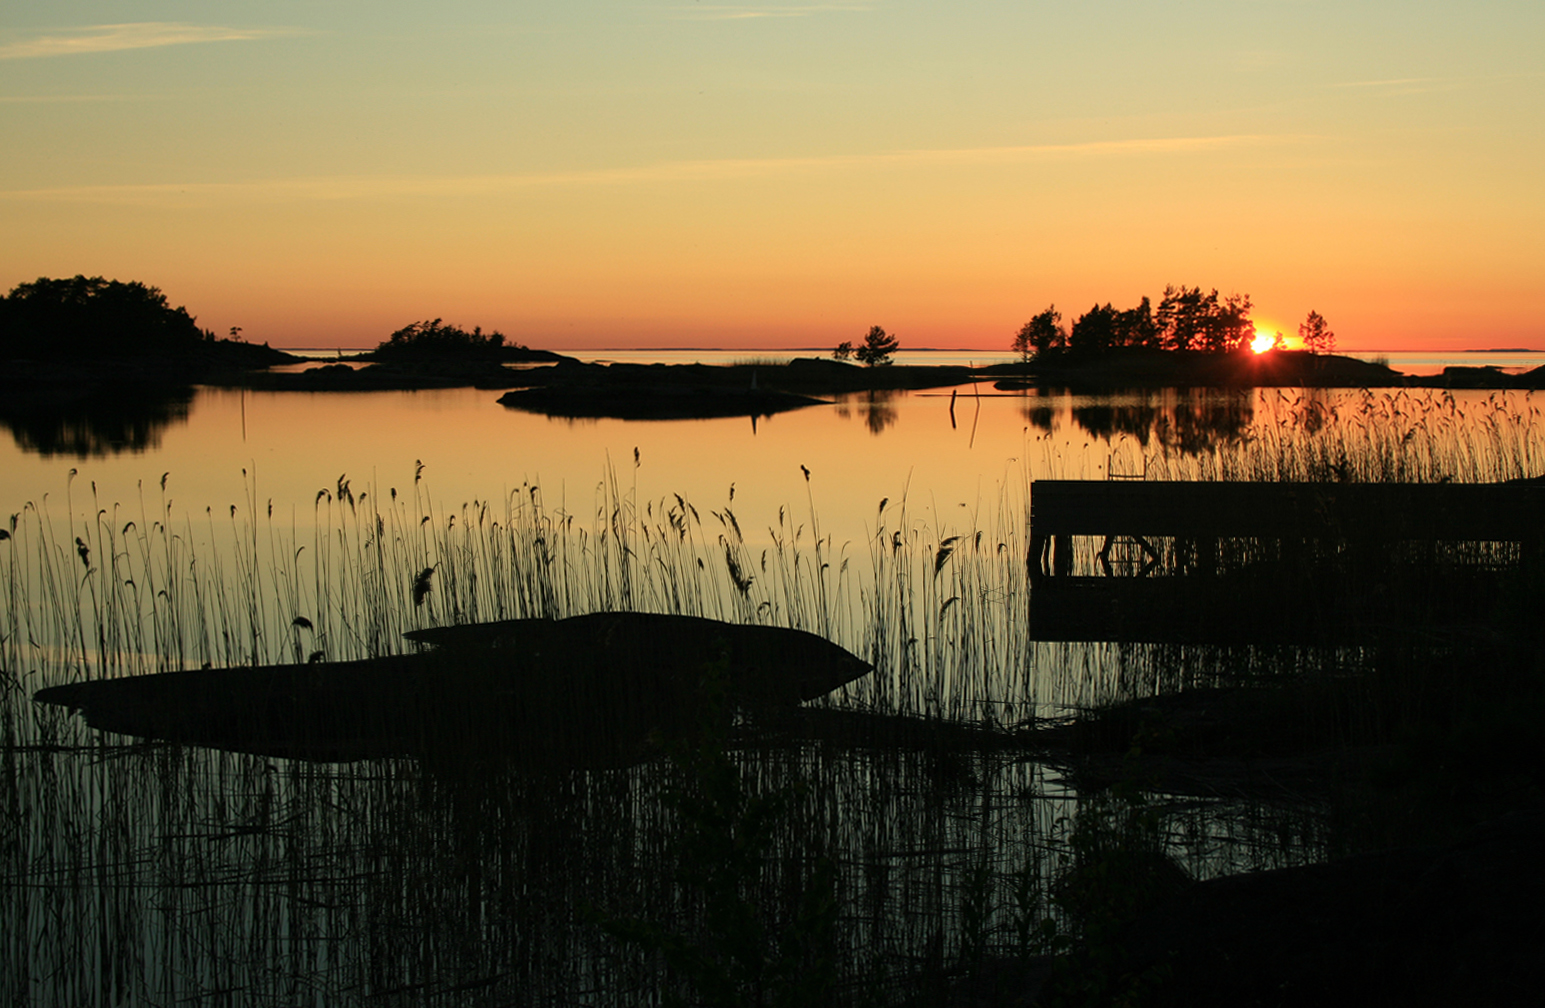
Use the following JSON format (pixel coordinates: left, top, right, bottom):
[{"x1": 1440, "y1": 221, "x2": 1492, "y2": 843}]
[{"x1": 270, "y1": 344, "x2": 1544, "y2": 355}]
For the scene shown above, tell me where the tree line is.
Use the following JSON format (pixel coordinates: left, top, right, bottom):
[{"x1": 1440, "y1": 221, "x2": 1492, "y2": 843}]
[
  {"x1": 1012, "y1": 287, "x2": 1336, "y2": 361},
  {"x1": 0, "y1": 275, "x2": 536, "y2": 364},
  {"x1": 5, "y1": 273, "x2": 1338, "y2": 371},
  {"x1": 0, "y1": 275, "x2": 214, "y2": 359}
]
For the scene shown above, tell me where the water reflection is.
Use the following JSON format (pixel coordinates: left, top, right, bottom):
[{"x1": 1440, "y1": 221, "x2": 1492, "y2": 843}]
[
  {"x1": 0, "y1": 385, "x2": 194, "y2": 457},
  {"x1": 834, "y1": 388, "x2": 899, "y2": 434},
  {"x1": 1071, "y1": 400, "x2": 1161, "y2": 444},
  {"x1": 1015, "y1": 388, "x2": 1255, "y2": 453}
]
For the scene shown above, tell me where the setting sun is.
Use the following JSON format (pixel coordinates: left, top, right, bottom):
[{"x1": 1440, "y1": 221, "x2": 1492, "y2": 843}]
[{"x1": 1251, "y1": 328, "x2": 1281, "y2": 354}]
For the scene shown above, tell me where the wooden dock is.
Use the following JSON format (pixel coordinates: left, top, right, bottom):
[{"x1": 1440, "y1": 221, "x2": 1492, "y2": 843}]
[{"x1": 1028, "y1": 480, "x2": 1545, "y2": 643}]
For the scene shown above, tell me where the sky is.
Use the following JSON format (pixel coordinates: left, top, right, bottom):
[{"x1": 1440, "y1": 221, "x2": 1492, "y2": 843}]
[{"x1": 1, "y1": 1, "x2": 1541, "y2": 352}]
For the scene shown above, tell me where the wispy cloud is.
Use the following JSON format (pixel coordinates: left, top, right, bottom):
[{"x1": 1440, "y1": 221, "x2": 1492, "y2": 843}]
[
  {"x1": 1329, "y1": 75, "x2": 1464, "y2": 97},
  {"x1": 665, "y1": 4, "x2": 875, "y2": 21},
  {"x1": 0, "y1": 23, "x2": 300, "y2": 60},
  {"x1": 1330, "y1": 72, "x2": 1544, "y2": 98},
  {"x1": 0, "y1": 93, "x2": 159, "y2": 103},
  {"x1": 0, "y1": 135, "x2": 1298, "y2": 205},
  {"x1": 1333, "y1": 76, "x2": 1451, "y2": 89}
]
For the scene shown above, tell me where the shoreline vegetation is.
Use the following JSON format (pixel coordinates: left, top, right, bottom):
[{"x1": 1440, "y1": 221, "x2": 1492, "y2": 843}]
[
  {"x1": 10, "y1": 345, "x2": 1545, "y2": 425},
  {"x1": 6, "y1": 450, "x2": 1542, "y2": 1004},
  {"x1": 6, "y1": 276, "x2": 1545, "y2": 418}
]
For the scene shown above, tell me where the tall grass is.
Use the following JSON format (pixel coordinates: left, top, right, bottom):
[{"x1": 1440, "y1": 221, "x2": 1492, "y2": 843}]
[
  {"x1": 0, "y1": 458, "x2": 1085, "y2": 1006},
  {"x1": 3, "y1": 455, "x2": 1059, "y2": 737},
  {"x1": 23, "y1": 383, "x2": 1538, "y2": 1004},
  {"x1": 0, "y1": 458, "x2": 1297, "y2": 1006},
  {"x1": 1149, "y1": 387, "x2": 1545, "y2": 483}
]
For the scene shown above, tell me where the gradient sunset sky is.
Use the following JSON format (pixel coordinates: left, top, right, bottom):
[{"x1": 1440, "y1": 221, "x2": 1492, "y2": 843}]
[{"x1": 2, "y1": 2, "x2": 1540, "y2": 351}]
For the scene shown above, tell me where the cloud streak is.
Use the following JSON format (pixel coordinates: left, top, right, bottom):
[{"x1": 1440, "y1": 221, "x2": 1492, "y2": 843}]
[
  {"x1": 665, "y1": 4, "x2": 874, "y2": 20},
  {"x1": 0, "y1": 94, "x2": 157, "y2": 103},
  {"x1": 1, "y1": 135, "x2": 1300, "y2": 205},
  {"x1": 1328, "y1": 72, "x2": 1542, "y2": 96},
  {"x1": 0, "y1": 23, "x2": 300, "y2": 60}
]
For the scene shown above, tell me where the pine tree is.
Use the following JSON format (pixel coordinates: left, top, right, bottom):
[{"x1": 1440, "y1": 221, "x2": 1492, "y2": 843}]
[
  {"x1": 854, "y1": 325, "x2": 899, "y2": 367},
  {"x1": 1299, "y1": 311, "x2": 1335, "y2": 354}
]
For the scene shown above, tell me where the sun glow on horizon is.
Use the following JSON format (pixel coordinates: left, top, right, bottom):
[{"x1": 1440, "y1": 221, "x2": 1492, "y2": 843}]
[
  {"x1": 1251, "y1": 327, "x2": 1282, "y2": 354},
  {"x1": 0, "y1": 4, "x2": 1538, "y2": 351}
]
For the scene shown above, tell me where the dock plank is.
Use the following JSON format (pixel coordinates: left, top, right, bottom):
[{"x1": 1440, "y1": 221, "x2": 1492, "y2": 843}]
[
  {"x1": 1028, "y1": 480, "x2": 1545, "y2": 642},
  {"x1": 1030, "y1": 480, "x2": 1545, "y2": 542}
]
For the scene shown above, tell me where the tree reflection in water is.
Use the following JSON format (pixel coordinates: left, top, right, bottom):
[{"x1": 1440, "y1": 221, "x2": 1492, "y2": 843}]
[
  {"x1": 1015, "y1": 388, "x2": 1256, "y2": 455},
  {"x1": 0, "y1": 385, "x2": 195, "y2": 457},
  {"x1": 834, "y1": 388, "x2": 899, "y2": 434}
]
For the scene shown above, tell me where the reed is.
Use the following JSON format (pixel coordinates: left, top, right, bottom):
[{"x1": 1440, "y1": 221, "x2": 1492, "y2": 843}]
[
  {"x1": 1147, "y1": 387, "x2": 1545, "y2": 484},
  {"x1": 30, "y1": 385, "x2": 1533, "y2": 1006},
  {"x1": 0, "y1": 460, "x2": 1083, "y2": 1005}
]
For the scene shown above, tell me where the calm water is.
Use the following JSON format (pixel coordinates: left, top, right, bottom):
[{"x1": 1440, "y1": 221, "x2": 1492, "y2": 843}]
[{"x1": 4, "y1": 356, "x2": 1540, "y2": 551}]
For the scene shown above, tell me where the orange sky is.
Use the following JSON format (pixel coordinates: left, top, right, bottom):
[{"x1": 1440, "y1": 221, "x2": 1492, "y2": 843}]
[{"x1": 2, "y1": 3, "x2": 1541, "y2": 351}]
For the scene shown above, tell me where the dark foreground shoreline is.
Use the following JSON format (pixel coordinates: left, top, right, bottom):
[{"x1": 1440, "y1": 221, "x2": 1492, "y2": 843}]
[{"x1": 930, "y1": 809, "x2": 1545, "y2": 1007}]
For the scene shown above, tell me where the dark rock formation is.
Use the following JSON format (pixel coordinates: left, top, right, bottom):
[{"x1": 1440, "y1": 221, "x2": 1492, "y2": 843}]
[{"x1": 33, "y1": 613, "x2": 873, "y2": 768}]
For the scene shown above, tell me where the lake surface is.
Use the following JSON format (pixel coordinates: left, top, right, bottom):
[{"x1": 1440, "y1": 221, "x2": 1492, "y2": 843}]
[
  {"x1": 5, "y1": 369, "x2": 1538, "y2": 724},
  {"x1": 5, "y1": 355, "x2": 1540, "y2": 554}
]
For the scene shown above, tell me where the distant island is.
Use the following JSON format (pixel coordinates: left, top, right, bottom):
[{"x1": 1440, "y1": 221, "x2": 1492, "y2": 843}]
[
  {"x1": 7, "y1": 276, "x2": 1545, "y2": 426},
  {"x1": 351, "y1": 318, "x2": 565, "y2": 366}
]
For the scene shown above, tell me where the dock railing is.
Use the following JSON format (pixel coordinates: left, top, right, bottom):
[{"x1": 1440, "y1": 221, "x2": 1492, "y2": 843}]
[{"x1": 1028, "y1": 480, "x2": 1545, "y2": 643}]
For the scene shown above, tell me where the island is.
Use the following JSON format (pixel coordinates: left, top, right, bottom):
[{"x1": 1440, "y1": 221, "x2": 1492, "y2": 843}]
[{"x1": 8, "y1": 276, "x2": 1545, "y2": 435}]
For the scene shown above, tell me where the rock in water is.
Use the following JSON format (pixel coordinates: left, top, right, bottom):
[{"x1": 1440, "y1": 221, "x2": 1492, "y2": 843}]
[
  {"x1": 403, "y1": 612, "x2": 872, "y2": 705},
  {"x1": 32, "y1": 613, "x2": 872, "y2": 766}
]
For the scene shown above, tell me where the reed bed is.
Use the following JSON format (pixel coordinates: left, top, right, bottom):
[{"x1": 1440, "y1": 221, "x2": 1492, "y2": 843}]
[
  {"x1": 0, "y1": 460, "x2": 1309, "y2": 1006},
  {"x1": 0, "y1": 460, "x2": 1102, "y2": 1006},
  {"x1": 1149, "y1": 387, "x2": 1545, "y2": 483},
  {"x1": 2, "y1": 457, "x2": 1064, "y2": 731},
  {"x1": 20, "y1": 383, "x2": 1539, "y2": 1005}
]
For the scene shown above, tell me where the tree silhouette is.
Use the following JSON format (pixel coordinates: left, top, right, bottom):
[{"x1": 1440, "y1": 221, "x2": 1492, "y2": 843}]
[
  {"x1": 1013, "y1": 306, "x2": 1064, "y2": 361},
  {"x1": 0, "y1": 275, "x2": 208, "y2": 359},
  {"x1": 372, "y1": 318, "x2": 512, "y2": 359},
  {"x1": 1116, "y1": 297, "x2": 1161, "y2": 349},
  {"x1": 854, "y1": 325, "x2": 899, "y2": 367},
  {"x1": 1070, "y1": 303, "x2": 1119, "y2": 356},
  {"x1": 1299, "y1": 310, "x2": 1335, "y2": 354},
  {"x1": 1156, "y1": 286, "x2": 1207, "y2": 351},
  {"x1": 1204, "y1": 292, "x2": 1254, "y2": 352},
  {"x1": 832, "y1": 340, "x2": 855, "y2": 361},
  {"x1": 1017, "y1": 286, "x2": 1262, "y2": 359},
  {"x1": 1065, "y1": 298, "x2": 1165, "y2": 356},
  {"x1": 1155, "y1": 286, "x2": 1253, "y2": 353}
]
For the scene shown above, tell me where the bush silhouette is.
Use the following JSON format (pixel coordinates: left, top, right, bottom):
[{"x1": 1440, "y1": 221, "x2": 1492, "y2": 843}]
[{"x1": 371, "y1": 318, "x2": 514, "y2": 360}]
